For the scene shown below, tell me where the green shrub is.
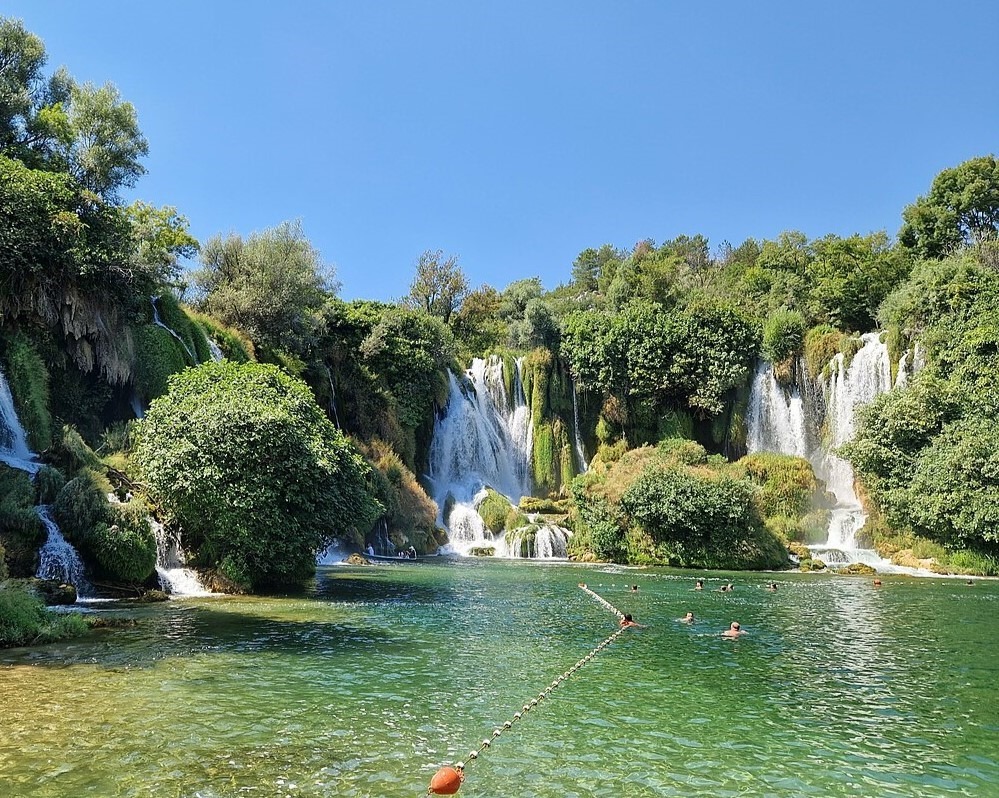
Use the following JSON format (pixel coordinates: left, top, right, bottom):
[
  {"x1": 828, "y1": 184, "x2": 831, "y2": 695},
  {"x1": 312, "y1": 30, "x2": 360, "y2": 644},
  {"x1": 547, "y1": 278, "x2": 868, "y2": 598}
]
[
  {"x1": 0, "y1": 584, "x2": 88, "y2": 648},
  {"x1": 92, "y1": 514, "x2": 157, "y2": 584},
  {"x1": 0, "y1": 542, "x2": 7, "y2": 581},
  {"x1": 0, "y1": 466, "x2": 45, "y2": 577},
  {"x1": 738, "y1": 452, "x2": 817, "y2": 518},
  {"x1": 504, "y1": 508, "x2": 530, "y2": 530},
  {"x1": 134, "y1": 324, "x2": 189, "y2": 402},
  {"x1": 762, "y1": 310, "x2": 806, "y2": 364},
  {"x1": 656, "y1": 438, "x2": 708, "y2": 466},
  {"x1": 56, "y1": 426, "x2": 103, "y2": 474},
  {"x1": 52, "y1": 470, "x2": 112, "y2": 553},
  {"x1": 35, "y1": 466, "x2": 65, "y2": 505}
]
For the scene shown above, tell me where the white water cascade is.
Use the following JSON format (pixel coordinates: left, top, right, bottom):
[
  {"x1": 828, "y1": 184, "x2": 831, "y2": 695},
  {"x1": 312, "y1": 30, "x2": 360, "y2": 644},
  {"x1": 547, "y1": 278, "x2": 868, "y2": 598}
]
[
  {"x1": 571, "y1": 382, "x2": 589, "y2": 473},
  {"x1": 0, "y1": 368, "x2": 41, "y2": 474},
  {"x1": 36, "y1": 506, "x2": 92, "y2": 595},
  {"x1": 747, "y1": 332, "x2": 904, "y2": 569},
  {"x1": 150, "y1": 517, "x2": 211, "y2": 596},
  {"x1": 427, "y1": 356, "x2": 571, "y2": 558}
]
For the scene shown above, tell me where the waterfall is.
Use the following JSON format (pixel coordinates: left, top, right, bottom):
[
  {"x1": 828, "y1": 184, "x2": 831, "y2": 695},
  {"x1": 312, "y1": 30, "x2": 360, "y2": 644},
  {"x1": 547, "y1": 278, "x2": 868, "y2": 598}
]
[
  {"x1": 150, "y1": 296, "x2": 196, "y2": 362},
  {"x1": 35, "y1": 506, "x2": 92, "y2": 597},
  {"x1": 208, "y1": 339, "x2": 224, "y2": 361},
  {"x1": 0, "y1": 368, "x2": 41, "y2": 473},
  {"x1": 502, "y1": 522, "x2": 572, "y2": 559},
  {"x1": 427, "y1": 356, "x2": 537, "y2": 556},
  {"x1": 571, "y1": 382, "x2": 589, "y2": 473},
  {"x1": 747, "y1": 332, "x2": 904, "y2": 567},
  {"x1": 150, "y1": 517, "x2": 211, "y2": 596},
  {"x1": 745, "y1": 362, "x2": 809, "y2": 458}
]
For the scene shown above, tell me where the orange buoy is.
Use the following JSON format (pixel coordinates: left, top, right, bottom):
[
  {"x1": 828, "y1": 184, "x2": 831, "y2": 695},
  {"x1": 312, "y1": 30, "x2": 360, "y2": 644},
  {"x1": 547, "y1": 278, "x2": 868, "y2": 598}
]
[{"x1": 429, "y1": 766, "x2": 464, "y2": 795}]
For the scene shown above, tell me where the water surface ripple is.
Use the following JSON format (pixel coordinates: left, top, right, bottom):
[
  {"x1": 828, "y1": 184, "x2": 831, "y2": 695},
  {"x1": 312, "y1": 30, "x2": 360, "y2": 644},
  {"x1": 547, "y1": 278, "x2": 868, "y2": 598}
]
[{"x1": 1, "y1": 563, "x2": 996, "y2": 797}]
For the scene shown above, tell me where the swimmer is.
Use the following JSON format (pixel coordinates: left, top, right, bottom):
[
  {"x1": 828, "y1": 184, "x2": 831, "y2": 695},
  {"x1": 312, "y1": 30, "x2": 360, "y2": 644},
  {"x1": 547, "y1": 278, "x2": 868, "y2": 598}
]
[
  {"x1": 679, "y1": 611, "x2": 695, "y2": 624},
  {"x1": 873, "y1": 579, "x2": 883, "y2": 587},
  {"x1": 619, "y1": 613, "x2": 642, "y2": 628},
  {"x1": 694, "y1": 579, "x2": 704, "y2": 591},
  {"x1": 718, "y1": 583, "x2": 734, "y2": 593},
  {"x1": 630, "y1": 584, "x2": 639, "y2": 592},
  {"x1": 766, "y1": 582, "x2": 778, "y2": 591},
  {"x1": 722, "y1": 621, "x2": 746, "y2": 638}
]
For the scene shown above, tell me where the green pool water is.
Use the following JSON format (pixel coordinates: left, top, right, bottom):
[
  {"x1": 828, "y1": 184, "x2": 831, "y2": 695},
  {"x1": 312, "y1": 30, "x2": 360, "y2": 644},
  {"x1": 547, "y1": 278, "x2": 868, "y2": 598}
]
[{"x1": 2, "y1": 562, "x2": 997, "y2": 797}]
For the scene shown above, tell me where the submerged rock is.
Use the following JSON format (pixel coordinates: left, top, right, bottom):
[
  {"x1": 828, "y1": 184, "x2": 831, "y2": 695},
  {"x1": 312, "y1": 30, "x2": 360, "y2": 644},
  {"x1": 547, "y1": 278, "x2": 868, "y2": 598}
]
[{"x1": 30, "y1": 578, "x2": 77, "y2": 605}]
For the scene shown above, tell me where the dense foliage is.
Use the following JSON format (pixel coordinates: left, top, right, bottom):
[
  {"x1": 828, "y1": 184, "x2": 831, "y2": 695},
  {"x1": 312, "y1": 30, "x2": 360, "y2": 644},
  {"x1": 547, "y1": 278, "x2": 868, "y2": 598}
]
[
  {"x1": 135, "y1": 362, "x2": 382, "y2": 589},
  {"x1": 569, "y1": 443, "x2": 788, "y2": 569},
  {"x1": 843, "y1": 248, "x2": 999, "y2": 561}
]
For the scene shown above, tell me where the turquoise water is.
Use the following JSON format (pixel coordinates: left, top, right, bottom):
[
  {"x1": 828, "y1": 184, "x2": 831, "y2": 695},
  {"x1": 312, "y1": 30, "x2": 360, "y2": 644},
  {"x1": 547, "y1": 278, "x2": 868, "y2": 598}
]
[{"x1": 2, "y1": 562, "x2": 997, "y2": 797}]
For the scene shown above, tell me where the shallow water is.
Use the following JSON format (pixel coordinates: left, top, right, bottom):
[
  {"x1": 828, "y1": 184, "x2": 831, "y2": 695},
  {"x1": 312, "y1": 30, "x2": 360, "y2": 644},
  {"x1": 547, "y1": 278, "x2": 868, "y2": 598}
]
[{"x1": 2, "y1": 562, "x2": 997, "y2": 797}]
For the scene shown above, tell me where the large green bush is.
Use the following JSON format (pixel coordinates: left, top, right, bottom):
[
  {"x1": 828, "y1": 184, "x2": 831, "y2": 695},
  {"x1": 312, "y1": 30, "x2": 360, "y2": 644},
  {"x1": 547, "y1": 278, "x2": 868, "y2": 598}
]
[
  {"x1": 762, "y1": 310, "x2": 806, "y2": 365},
  {"x1": 0, "y1": 583, "x2": 88, "y2": 648},
  {"x1": 135, "y1": 361, "x2": 383, "y2": 589}
]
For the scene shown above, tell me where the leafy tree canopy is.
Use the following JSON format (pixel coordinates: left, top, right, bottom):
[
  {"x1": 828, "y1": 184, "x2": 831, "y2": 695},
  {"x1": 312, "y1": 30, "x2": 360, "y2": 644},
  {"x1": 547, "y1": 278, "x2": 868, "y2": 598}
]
[
  {"x1": 193, "y1": 220, "x2": 334, "y2": 359},
  {"x1": 900, "y1": 155, "x2": 999, "y2": 259},
  {"x1": 0, "y1": 17, "x2": 147, "y2": 200},
  {"x1": 136, "y1": 361, "x2": 382, "y2": 588},
  {"x1": 402, "y1": 249, "x2": 468, "y2": 325}
]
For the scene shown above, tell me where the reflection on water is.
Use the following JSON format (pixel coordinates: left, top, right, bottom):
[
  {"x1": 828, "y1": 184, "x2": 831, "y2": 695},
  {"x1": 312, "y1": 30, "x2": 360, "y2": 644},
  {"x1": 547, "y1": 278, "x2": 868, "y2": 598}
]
[{"x1": 1, "y1": 565, "x2": 997, "y2": 797}]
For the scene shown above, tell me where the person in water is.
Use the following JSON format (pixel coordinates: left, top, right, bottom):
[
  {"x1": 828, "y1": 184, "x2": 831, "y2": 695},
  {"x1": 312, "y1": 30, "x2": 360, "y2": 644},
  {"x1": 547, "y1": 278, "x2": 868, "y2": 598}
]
[
  {"x1": 719, "y1": 583, "x2": 734, "y2": 592},
  {"x1": 619, "y1": 614, "x2": 642, "y2": 628},
  {"x1": 766, "y1": 582, "x2": 778, "y2": 591},
  {"x1": 722, "y1": 621, "x2": 745, "y2": 638},
  {"x1": 695, "y1": 579, "x2": 704, "y2": 591},
  {"x1": 630, "y1": 584, "x2": 639, "y2": 592},
  {"x1": 679, "y1": 612, "x2": 695, "y2": 624}
]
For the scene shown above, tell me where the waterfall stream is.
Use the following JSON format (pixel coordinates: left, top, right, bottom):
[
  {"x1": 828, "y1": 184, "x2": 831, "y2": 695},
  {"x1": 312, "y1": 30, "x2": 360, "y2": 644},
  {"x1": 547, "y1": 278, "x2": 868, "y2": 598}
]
[
  {"x1": 427, "y1": 356, "x2": 570, "y2": 558},
  {"x1": 0, "y1": 369, "x2": 41, "y2": 473},
  {"x1": 35, "y1": 506, "x2": 92, "y2": 596},
  {"x1": 746, "y1": 333, "x2": 915, "y2": 570}
]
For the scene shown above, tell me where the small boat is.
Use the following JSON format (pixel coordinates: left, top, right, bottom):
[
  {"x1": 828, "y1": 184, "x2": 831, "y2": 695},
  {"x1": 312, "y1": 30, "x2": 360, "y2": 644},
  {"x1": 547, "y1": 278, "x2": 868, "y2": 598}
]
[{"x1": 361, "y1": 552, "x2": 458, "y2": 563}]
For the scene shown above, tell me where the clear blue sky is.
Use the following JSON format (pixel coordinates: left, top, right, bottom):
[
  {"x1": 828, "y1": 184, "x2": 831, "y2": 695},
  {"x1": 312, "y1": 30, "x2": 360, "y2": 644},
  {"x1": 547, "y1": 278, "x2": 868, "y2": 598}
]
[{"x1": 7, "y1": 2, "x2": 998, "y2": 300}]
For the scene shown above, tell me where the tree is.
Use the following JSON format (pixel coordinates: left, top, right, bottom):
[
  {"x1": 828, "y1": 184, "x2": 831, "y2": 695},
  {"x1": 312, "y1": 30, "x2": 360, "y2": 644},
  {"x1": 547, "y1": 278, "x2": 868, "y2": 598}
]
[
  {"x1": 0, "y1": 18, "x2": 147, "y2": 200},
  {"x1": 451, "y1": 284, "x2": 505, "y2": 355},
  {"x1": 127, "y1": 200, "x2": 199, "y2": 288},
  {"x1": 136, "y1": 361, "x2": 382, "y2": 589},
  {"x1": 900, "y1": 156, "x2": 999, "y2": 259},
  {"x1": 194, "y1": 221, "x2": 333, "y2": 358},
  {"x1": 403, "y1": 249, "x2": 468, "y2": 324}
]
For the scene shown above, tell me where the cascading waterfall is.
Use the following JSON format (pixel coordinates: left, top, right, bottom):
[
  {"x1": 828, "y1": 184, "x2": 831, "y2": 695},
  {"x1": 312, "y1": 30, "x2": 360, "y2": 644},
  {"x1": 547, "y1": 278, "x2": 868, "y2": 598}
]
[
  {"x1": 746, "y1": 363, "x2": 809, "y2": 458},
  {"x1": 150, "y1": 296, "x2": 196, "y2": 362},
  {"x1": 150, "y1": 517, "x2": 211, "y2": 596},
  {"x1": 207, "y1": 339, "x2": 224, "y2": 361},
  {"x1": 2, "y1": 366, "x2": 92, "y2": 594},
  {"x1": 747, "y1": 332, "x2": 908, "y2": 569},
  {"x1": 35, "y1": 506, "x2": 92, "y2": 595},
  {"x1": 0, "y1": 368, "x2": 41, "y2": 473},
  {"x1": 427, "y1": 356, "x2": 570, "y2": 558},
  {"x1": 571, "y1": 382, "x2": 589, "y2": 473}
]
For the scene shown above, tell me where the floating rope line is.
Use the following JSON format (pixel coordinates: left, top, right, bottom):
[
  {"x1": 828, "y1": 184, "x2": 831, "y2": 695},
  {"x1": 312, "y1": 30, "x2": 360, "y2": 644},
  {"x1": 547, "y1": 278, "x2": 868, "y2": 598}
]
[{"x1": 426, "y1": 585, "x2": 632, "y2": 795}]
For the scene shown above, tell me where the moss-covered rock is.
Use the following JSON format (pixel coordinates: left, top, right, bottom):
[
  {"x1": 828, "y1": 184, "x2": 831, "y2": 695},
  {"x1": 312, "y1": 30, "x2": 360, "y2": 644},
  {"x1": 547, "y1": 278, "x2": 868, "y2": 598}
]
[
  {"x1": 0, "y1": 466, "x2": 45, "y2": 577},
  {"x1": 477, "y1": 489, "x2": 511, "y2": 533},
  {"x1": 835, "y1": 562, "x2": 876, "y2": 575},
  {"x1": 30, "y1": 578, "x2": 77, "y2": 605}
]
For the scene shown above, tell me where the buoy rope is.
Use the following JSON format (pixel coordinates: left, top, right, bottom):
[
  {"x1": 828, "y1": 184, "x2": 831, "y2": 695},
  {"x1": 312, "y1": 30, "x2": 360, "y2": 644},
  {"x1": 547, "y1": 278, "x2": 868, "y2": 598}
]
[{"x1": 426, "y1": 585, "x2": 631, "y2": 795}]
